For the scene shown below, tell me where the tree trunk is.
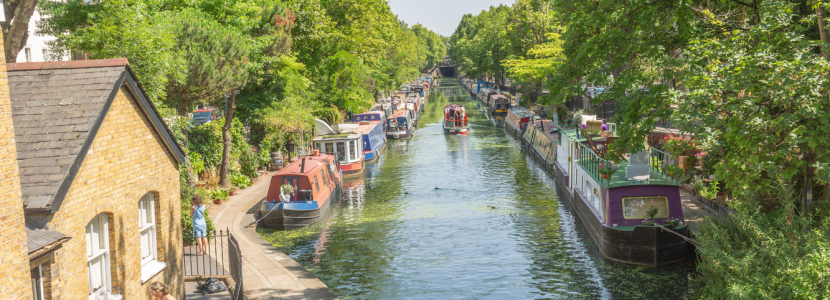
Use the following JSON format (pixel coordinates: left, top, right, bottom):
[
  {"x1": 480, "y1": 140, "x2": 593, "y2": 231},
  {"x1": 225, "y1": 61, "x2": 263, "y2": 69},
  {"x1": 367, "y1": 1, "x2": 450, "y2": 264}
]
[
  {"x1": 803, "y1": 162, "x2": 812, "y2": 218},
  {"x1": 817, "y1": 3, "x2": 830, "y2": 101},
  {"x1": 818, "y1": 3, "x2": 830, "y2": 59},
  {"x1": 219, "y1": 93, "x2": 237, "y2": 188},
  {"x1": 180, "y1": 99, "x2": 189, "y2": 116},
  {"x1": 2, "y1": 0, "x2": 38, "y2": 63}
]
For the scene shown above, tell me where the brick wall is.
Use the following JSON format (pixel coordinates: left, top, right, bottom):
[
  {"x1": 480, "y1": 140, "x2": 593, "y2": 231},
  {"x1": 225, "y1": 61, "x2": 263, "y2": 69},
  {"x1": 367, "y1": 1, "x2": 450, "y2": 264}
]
[
  {"x1": 46, "y1": 85, "x2": 182, "y2": 300},
  {"x1": 0, "y1": 32, "x2": 35, "y2": 300}
]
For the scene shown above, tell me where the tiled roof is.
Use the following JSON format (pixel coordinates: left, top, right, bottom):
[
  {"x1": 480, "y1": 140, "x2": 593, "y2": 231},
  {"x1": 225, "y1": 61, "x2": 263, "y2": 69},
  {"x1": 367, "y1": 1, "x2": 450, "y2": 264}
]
[
  {"x1": 9, "y1": 63, "x2": 125, "y2": 209},
  {"x1": 7, "y1": 58, "x2": 185, "y2": 212},
  {"x1": 25, "y1": 225, "x2": 69, "y2": 255}
]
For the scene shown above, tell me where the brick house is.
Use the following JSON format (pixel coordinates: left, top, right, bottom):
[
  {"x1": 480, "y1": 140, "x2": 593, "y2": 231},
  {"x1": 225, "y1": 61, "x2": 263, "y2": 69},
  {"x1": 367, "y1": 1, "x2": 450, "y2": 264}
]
[{"x1": 0, "y1": 55, "x2": 186, "y2": 299}]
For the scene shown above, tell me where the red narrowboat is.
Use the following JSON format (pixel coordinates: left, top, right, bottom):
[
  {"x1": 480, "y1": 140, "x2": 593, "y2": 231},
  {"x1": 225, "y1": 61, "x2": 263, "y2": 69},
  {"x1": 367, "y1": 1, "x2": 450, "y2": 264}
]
[{"x1": 258, "y1": 153, "x2": 343, "y2": 229}]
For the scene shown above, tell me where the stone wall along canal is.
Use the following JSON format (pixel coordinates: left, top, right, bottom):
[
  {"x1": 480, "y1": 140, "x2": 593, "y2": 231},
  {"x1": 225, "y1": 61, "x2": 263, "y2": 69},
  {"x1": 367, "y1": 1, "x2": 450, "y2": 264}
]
[{"x1": 257, "y1": 78, "x2": 698, "y2": 299}]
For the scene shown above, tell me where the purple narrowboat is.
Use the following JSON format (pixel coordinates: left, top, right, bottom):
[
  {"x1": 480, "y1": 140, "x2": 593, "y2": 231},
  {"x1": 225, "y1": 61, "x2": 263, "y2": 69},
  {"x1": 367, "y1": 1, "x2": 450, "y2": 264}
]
[{"x1": 551, "y1": 124, "x2": 691, "y2": 267}]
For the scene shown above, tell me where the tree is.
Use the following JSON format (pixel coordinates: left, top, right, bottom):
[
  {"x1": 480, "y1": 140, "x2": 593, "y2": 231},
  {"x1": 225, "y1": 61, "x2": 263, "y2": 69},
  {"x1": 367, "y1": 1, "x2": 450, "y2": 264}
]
[
  {"x1": 166, "y1": 10, "x2": 250, "y2": 188},
  {"x1": 2, "y1": 0, "x2": 40, "y2": 63}
]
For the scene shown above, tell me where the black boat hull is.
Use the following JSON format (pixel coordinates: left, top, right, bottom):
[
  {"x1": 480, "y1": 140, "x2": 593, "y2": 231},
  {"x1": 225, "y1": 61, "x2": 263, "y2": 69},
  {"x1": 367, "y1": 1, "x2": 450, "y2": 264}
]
[
  {"x1": 553, "y1": 162, "x2": 690, "y2": 266},
  {"x1": 258, "y1": 183, "x2": 341, "y2": 230}
]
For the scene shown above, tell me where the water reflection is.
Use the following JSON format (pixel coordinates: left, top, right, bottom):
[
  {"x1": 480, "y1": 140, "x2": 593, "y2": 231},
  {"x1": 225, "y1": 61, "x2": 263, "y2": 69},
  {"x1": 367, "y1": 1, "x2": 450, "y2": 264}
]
[{"x1": 258, "y1": 78, "x2": 697, "y2": 299}]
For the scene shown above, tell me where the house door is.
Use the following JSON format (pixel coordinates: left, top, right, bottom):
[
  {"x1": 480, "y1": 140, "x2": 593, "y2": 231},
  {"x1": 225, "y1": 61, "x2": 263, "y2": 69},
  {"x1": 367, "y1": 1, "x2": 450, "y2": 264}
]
[{"x1": 282, "y1": 177, "x2": 300, "y2": 201}]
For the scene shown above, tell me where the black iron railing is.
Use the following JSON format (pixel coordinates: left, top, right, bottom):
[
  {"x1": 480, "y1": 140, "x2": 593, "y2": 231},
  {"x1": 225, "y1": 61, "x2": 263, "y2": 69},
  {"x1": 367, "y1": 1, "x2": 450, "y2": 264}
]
[{"x1": 183, "y1": 228, "x2": 244, "y2": 300}]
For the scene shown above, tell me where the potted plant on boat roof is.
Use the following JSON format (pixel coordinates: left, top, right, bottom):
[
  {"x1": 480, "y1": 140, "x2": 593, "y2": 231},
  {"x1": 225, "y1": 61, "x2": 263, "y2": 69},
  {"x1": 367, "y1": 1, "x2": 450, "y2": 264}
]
[
  {"x1": 641, "y1": 206, "x2": 659, "y2": 226},
  {"x1": 597, "y1": 162, "x2": 619, "y2": 180},
  {"x1": 210, "y1": 188, "x2": 229, "y2": 204},
  {"x1": 280, "y1": 184, "x2": 294, "y2": 202}
]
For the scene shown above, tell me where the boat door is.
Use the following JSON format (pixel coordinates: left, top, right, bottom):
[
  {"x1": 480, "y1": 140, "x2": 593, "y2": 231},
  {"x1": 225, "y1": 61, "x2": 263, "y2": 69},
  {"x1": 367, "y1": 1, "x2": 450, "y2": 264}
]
[{"x1": 282, "y1": 177, "x2": 300, "y2": 201}]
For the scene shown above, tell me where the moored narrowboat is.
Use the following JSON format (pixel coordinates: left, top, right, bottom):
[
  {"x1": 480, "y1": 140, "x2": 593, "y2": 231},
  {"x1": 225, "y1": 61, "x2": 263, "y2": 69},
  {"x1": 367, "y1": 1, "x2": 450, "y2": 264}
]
[
  {"x1": 522, "y1": 119, "x2": 558, "y2": 172},
  {"x1": 313, "y1": 120, "x2": 366, "y2": 174},
  {"x1": 386, "y1": 109, "x2": 415, "y2": 139},
  {"x1": 551, "y1": 124, "x2": 691, "y2": 266},
  {"x1": 404, "y1": 97, "x2": 423, "y2": 128},
  {"x1": 351, "y1": 112, "x2": 387, "y2": 162},
  {"x1": 258, "y1": 153, "x2": 343, "y2": 229},
  {"x1": 488, "y1": 94, "x2": 511, "y2": 115},
  {"x1": 443, "y1": 104, "x2": 470, "y2": 135},
  {"x1": 505, "y1": 107, "x2": 535, "y2": 138}
]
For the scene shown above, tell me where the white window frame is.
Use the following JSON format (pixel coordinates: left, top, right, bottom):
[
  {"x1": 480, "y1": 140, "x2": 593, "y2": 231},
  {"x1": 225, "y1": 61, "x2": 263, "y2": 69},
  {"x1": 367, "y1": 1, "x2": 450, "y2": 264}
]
[
  {"x1": 86, "y1": 214, "x2": 112, "y2": 300},
  {"x1": 31, "y1": 265, "x2": 44, "y2": 300},
  {"x1": 24, "y1": 48, "x2": 32, "y2": 62},
  {"x1": 139, "y1": 193, "x2": 167, "y2": 282},
  {"x1": 139, "y1": 193, "x2": 157, "y2": 265}
]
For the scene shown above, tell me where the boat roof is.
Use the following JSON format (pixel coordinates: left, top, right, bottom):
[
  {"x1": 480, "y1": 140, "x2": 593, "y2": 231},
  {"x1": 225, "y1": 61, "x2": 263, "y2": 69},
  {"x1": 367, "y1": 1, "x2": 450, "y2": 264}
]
[
  {"x1": 389, "y1": 110, "x2": 409, "y2": 118},
  {"x1": 491, "y1": 94, "x2": 507, "y2": 99},
  {"x1": 312, "y1": 131, "x2": 362, "y2": 141},
  {"x1": 275, "y1": 154, "x2": 333, "y2": 176},
  {"x1": 508, "y1": 107, "x2": 535, "y2": 117},
  {"x1": 444, "y1": 104, "x2": 465, "y2": 109},
  {"x1": 355, "y1": 120, "x2": 382, "y2": 133}
]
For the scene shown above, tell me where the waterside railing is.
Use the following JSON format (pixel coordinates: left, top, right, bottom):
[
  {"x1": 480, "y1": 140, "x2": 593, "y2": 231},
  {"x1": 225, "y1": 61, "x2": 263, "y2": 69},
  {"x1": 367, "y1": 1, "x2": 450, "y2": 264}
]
[{"x1": 559, "y1": 123, "x2": 681, "y2": 188}]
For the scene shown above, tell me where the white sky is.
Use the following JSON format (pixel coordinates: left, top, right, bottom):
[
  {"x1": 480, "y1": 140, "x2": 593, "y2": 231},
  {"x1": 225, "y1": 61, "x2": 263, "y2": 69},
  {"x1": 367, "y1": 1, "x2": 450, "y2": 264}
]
[{"x1": 388, "y1": 0, "x2": 513, "y2": 36}]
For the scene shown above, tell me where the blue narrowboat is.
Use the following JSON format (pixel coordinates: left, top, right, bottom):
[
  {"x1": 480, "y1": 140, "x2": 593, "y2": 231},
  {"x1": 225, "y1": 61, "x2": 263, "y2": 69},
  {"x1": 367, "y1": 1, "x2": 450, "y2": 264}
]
[
  {"x1": 385, "y1": 109, "x2": 414, "y2": 139},
  {"x1": 352, "y1": 112, "x2": 387, "y2": 162}
]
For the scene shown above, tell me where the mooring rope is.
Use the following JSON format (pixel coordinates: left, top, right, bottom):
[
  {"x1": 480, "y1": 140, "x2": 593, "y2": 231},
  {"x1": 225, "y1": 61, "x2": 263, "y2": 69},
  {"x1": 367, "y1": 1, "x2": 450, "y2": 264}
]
[{"x1": 655, "y1": 224, "x2": 702, "y2": 248}]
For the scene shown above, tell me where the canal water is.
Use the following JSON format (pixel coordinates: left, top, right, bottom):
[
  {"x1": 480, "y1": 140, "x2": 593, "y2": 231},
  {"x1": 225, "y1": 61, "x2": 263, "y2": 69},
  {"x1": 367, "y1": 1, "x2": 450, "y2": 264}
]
[{"x1": 258, "y1": 78, "x2": 698, "y2": 299}]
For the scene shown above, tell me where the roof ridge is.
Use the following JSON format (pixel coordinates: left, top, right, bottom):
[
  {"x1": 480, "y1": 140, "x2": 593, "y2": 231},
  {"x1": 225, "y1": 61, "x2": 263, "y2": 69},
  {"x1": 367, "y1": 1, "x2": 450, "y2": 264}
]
[{"x1": 7, "y1": 58, "x2": 129, "y2": 71}]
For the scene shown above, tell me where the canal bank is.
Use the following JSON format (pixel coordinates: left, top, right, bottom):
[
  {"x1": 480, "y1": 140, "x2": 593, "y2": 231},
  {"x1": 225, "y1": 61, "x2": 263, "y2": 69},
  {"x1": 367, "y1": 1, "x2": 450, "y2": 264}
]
[
  {"x1": 211, "y1": 171, "x2": 339, "y2": 300},
  {"x1": 257, "y1": 78, "x2": 700, "y2": 299}
]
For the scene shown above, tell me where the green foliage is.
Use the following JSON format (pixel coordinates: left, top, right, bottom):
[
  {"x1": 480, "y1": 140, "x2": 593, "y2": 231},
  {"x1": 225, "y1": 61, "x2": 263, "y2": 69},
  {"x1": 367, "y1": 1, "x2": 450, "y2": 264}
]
[
  {"x1": 280, "y1": 184, "x2": 294, "y2": 195},
  {"x1": 166, "y1": 8, "x2": 251, "y2": 114},
  {"x1": 188, "y1": 118, "x2": 247, "y2": 171},
  {"x1": 411, "y1": 23, "x2": 447, "y2": 67},
  {"x1": 230, "y1": 172, "x2": 252, "y2": 189},
  {"x1": 209, "y1": 188, "x2": 229, "y2": 201},
  {"x1": 188, "y1": 122, "x2": 224, "y2": 170},
  {"x1": 239, "y1": 146, "x2": 261, "y2": 179},
  {"x1": 693, "y1": 178, "x2": 720, "y2": 200},
  {"x1": 189, "y1": 152, "x2": 206, "y2": 176},
  {"x1": 696, "y1": 207, "x2": 830, "y2": 298}
]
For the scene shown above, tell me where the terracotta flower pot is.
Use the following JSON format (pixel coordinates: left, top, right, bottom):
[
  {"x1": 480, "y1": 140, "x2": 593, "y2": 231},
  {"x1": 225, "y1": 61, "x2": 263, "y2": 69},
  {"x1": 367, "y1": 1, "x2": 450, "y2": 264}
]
[
  {"x1": 601, "y1": 173, "x2": 608, "y2": 179},
  {"x1": 228, "y1": 190, "x2": 236, "y2": 196},
  {"x1": 213, "y1": 199, "x2": 223, "y2": 204}
]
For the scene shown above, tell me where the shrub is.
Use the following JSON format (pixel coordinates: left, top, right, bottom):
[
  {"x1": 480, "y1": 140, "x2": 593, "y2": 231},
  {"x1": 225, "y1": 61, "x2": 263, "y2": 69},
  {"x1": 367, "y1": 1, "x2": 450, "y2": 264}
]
[
  {"x1": 696, "y1": 208, "x2": 830, "y2": 298},
  {"x1": 209, "y1": 188, "x2": 229, "y2": 201},
  {"x1": 239, "y1": 146, "x2": 260, "y2": 179},
  {"x1": 189, "y1": 152, "x2": 205, "y2": 176},
  {"x1": 230, "y1": 172, "x2": 251, "y2": 189}
]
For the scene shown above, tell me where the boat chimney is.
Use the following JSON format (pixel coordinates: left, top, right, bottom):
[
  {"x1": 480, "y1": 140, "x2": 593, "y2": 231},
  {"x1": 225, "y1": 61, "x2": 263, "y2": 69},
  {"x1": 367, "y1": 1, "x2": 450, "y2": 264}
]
[
  {"x1": 300, "y1": 157, "x2": 306, "y2": 173},
  {"x1": 313, "y1": 149, "x2": 320, "y2": 156}
]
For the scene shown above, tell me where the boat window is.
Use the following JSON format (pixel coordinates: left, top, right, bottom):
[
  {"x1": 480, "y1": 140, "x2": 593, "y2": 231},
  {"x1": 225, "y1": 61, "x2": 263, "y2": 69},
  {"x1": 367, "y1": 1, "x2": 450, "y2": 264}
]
[
  {"x1": 349, "y1": 141, "x2": 358, "y2": 160},
  {"x1": 336, "y1": 142, "x2": 346, "y2": 162},
  {"x1": 313, "y1": 175, "x2": 320, "y2": 193},
  {"x1": 327, "y1": 162, "x2": 336, "y2": 181},
  {"x1": 321, "y1": 170, "x2": 327, "y2": 186},
  {"x1": 325, "y1": 143, "x2": 334, "y2": 155},
  {"x1": 622, "y1": 196, "x2": 669, "y2": 219}
]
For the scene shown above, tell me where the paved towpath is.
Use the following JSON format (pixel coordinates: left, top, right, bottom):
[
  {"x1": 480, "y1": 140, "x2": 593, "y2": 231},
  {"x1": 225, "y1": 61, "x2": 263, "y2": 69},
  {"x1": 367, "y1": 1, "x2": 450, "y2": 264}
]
[
  {"x1": 680, "y1": 189, "x2": 724, "y2": 235},
  {"x1": 212, "y1": 171, "x2": 339, "y2": 300}
]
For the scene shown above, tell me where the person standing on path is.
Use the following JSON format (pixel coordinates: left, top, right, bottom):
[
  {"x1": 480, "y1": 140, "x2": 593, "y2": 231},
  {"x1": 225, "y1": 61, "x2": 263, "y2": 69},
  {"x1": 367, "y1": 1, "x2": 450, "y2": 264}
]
[
  {"x1": 149, "y1": 282, "x2": 177, "y2": 300},
  {"x1": 191, "y1": 194, "x2": 208, "y2": 255}
]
